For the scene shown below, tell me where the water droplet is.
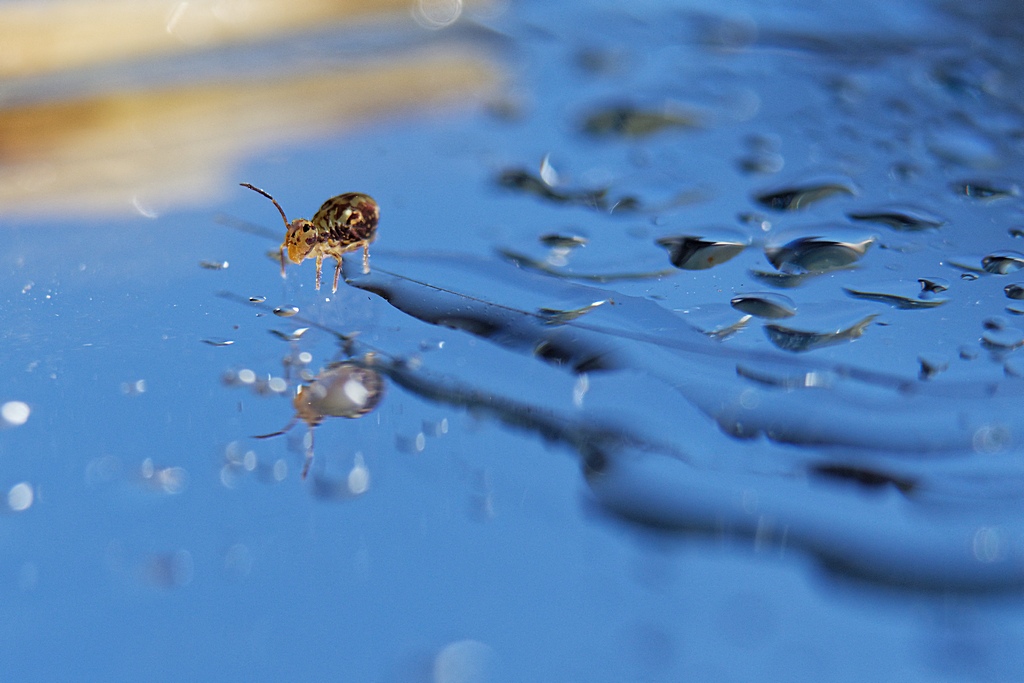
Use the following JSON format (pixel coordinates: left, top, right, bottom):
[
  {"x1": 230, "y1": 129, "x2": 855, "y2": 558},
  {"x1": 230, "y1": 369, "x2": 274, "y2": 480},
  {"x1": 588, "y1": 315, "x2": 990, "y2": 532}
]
[
  {"x1": 736, "y1": 364, "x2": 835, "y2": 389},
  {"x1": 273, "y1": 459, "x2": 288, "y2": 481},
  {"x1": 981, "y1": 327, "x2": 1024, "y2": 350},
  {"x1": 918, "y1": 354, "x2": 949, "y2": 380},
  {"x1": 737, "y1": 153, "x2": 784, "y2": 175},
  {"x1": 269, "y1": 327, "x2": 309, "y2": 342},
  {"x1": 765, "y1": 230, "x2": 874, "y2": 274},
  {"x1": 982, "y1": 316, "x2": 1006, "y2": 330},
  {"x1": 705, "y1": 314, "x2": 752, "y2": 341},
  {"x1": 157, "y1": 467, "x2": 188, "y2": 494},
  {"x1": 432, "y1": 639, "x2": 496, "y2": 683},
  {"x1": 982, "y1": 251, "x2": 1024, "y2": 274},
  {"x1": 538, "y1": 153, "x2": 559, "y2": 186},
  {"x1": 120, "y1": 379, "x2": 147, "y2": 395},
  {"x1": 411, "y1": 0, "x2": 463, "y2": 29},
  {"x1": 1003, "y1": 283, "x2": 1024, "y2": 300},
  {"x1": 497, "y1": 168, "x2": 608, "y2": 208},
  {"x1": 347, "y1": 452, "x2": 370, "y2": 495},
  {"x1": 657, "y1": 229, "x2": 751, "y2": 270},
  {"x1": 537, "y1": 300, "x2": 608, "y2": 325},
  {"x1": 539, "y1": 233, "x2": 588, "y2": 249},
  {"x1": 959, "y1": 345, "x2": 980, "y2": 360},
  {"x1": 748, "y1": 269, "x2": 814, "y2": 288},
  {"x1": 1010, "y1": 227, "x2": 1024, "y2": 239},
  {"x1": 754, "y1": 177, "x2": 856, "y2": 211},
  {"x1": 249, "y1": 296, "x2": 267, "y2": 303},
  {"x1": 202, "y1": 338, "x2": 234, "y2": 347},
  {"x1": 918, "y1": 276, "x2": 950, "y2": 294},
  {"x1": 199, "y1": 260, "x2": 229, "y2": 270},
  {"x1": 273, "y1": 305, "x2": 299, "y2": 317},
  {"x1": 730, "y1": 292, "x2": 796, "y2": 319},
  {"x1": 580, "y1": 103, "x2": 700, "y2": 137},
  {"x1": 961, "y1": 272, "x2": 979, "y2": 281},
  {"x1": 952, "y1": 178, "x2": 1020, "y2": 200},
  {"x1": 1, "y1": 401, "x2": 30, "y2": 426},
  {"x1": 844, "y1": 281, "x2": 948, "y2": 309},
  {"x1": 679, "y1": 304, "x2": 751, "y2": 339},
  {"x1": 764, "y1": 314, "x2": 876, "y2": 353},
  {"x1": 1007, "y1": 303, "x2": 1024, "y2": 316},
  {"x1": 847, "y1": 204, "x2": 946, "y2": 231},
  {"x1": 7, "y1": 482, "x2": 33, "y2": 512}
]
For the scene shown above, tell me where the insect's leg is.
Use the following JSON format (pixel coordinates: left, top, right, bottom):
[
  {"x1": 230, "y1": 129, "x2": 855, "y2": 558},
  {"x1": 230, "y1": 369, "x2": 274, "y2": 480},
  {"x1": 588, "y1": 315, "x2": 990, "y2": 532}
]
[
  {"x1": 253, "y1": 415, "x2": 298, "y2": 439},
  {"x1": 332, "y1": 258, "x2": 342, "y2": 293},
  {"x1": 362, "y1": 243, "x2": 370, "y2": 274},
  {"x1": 279, "y1": 245, "x2": 287, "y2": 278},
  {"x1": 315, "y1": 253, "x2": 324, "y2": 290},
  {"x1": 301, "y1": 427, "x2": 314, "y2": 479}
]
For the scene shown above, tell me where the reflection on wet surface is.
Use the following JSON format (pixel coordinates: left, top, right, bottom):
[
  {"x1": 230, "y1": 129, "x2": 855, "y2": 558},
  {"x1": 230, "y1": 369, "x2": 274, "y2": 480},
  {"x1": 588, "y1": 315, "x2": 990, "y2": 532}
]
[
  {"x1": 252, "y1": 358, "x2": 385, "y2": 478},
  {"x1": 8, "y1": 0, "x2": 1024, "y2": 678}
]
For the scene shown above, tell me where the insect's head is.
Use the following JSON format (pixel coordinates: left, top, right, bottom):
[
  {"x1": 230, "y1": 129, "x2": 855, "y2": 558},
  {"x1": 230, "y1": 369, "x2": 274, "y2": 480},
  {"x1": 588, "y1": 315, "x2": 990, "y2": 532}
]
[
  {"x1": 240, "y1": 184, "x2": 321, "y2": 265},
  {"x1": 283, "y1": 219, "x2": 318, "y2": 263}
]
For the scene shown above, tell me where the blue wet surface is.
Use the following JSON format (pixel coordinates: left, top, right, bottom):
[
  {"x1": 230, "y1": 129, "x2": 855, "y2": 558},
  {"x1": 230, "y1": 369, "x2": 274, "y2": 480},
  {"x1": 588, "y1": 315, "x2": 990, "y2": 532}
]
[{"x1": 2, "y1": 0, "x2": 1024, "y2": 680}]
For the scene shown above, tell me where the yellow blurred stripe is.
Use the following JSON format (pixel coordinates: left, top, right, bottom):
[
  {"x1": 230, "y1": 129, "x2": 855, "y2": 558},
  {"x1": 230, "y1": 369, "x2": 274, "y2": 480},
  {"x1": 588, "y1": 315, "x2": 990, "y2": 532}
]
[
  {"x1": 0, "y1": 0, "x2": 425, "y2": 78},
  {"x1": 0, "y1": 49, "x2": 500, "y2": 216}
]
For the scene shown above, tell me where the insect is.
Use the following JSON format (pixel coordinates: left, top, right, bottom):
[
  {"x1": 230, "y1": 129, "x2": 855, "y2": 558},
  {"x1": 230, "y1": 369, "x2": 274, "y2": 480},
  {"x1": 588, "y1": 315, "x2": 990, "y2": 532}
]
[
  {"x1": 254, "y1": 361, "x2": 385, "y2": 479},
  {"x1": 241, "y1": 183, "x2": 380, "y2": 292}
]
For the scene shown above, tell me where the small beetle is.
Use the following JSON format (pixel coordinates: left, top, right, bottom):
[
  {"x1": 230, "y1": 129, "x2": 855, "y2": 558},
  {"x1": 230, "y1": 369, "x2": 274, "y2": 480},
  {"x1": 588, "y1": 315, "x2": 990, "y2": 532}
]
[{"x1": 241, "y1": 183, "x2": 379, "y2": 292}]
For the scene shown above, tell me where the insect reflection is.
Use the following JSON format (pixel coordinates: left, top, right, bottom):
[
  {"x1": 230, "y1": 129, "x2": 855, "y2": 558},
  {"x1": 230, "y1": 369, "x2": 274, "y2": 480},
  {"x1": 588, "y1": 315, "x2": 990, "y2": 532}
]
[
  {"x1": 241, "y1": 183, "x2": 379, "y2": 292},
  {"x1": 255, "y1": 360, "x2": 385, "y2": 479}
]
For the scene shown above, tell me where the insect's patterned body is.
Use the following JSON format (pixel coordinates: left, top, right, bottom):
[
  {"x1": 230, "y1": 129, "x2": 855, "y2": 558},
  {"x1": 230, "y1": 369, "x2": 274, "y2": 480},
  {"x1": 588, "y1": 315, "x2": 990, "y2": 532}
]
[{"x1": 241, "y1": 184, "x2": 379, "y2": 292}]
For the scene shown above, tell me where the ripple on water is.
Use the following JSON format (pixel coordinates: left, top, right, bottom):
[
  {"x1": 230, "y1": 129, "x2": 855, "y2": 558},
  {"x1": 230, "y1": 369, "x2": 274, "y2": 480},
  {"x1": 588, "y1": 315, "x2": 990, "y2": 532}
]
[{"x1": 346, "y1": 253, "x2": 1024, "y2": 591}]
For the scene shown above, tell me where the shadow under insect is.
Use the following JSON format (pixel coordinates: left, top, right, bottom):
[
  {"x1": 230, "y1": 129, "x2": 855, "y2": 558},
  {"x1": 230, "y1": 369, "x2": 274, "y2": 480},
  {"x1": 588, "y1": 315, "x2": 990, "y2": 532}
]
[{"x1": 255, "y1": 360, "x2": 385, "y2": 479}]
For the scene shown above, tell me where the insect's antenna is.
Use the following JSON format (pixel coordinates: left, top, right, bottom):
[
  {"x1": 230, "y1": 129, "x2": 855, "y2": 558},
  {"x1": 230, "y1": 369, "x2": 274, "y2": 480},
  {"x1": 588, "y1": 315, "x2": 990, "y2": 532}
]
[{"x1": 240, "y1": 183, "x2": 290, "y2": 227}]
